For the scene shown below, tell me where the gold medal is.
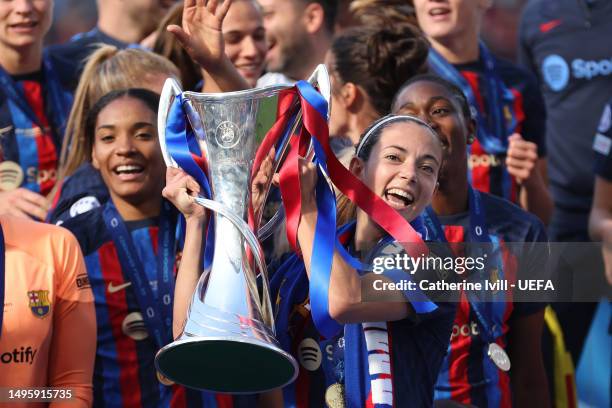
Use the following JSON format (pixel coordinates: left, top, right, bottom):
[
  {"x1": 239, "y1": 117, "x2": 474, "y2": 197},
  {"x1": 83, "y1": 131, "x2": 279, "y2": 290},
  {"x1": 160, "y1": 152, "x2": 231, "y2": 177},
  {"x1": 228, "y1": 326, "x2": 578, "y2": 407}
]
[
  {"x1": 157, "y1": 371, "x2": 175, "y2": 386},
  {"x1": 488, "y1": 343, "x2": 511, "y2": 372},
  {"x1": 325, "y1": 383, "x2": 345, "y2": 408},
  {"x1": 0, "y1": 161, "x2": 24, "y2": 191}
]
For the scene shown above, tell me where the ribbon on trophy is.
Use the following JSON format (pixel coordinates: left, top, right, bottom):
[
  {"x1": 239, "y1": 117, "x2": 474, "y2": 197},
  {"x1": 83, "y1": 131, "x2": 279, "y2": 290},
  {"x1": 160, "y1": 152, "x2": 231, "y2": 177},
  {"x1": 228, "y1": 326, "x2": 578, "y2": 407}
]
[
  {"x1": 164, "y1": 80, "x2": 433, "y2": 340},
  {"x1": 164, "y1": 93, "x2": 216, "y2": 269},
  {"x1": 272, "y1": 81, "x2": 431, "y2": 338}
]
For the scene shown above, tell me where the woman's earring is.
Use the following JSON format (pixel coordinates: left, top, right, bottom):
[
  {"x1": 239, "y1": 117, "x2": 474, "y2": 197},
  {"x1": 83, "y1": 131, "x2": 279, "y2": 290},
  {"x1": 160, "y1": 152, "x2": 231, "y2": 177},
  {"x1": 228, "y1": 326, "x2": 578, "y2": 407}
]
[{"x1": 467, "y1": 134, "x2": 476, "y2": 144}]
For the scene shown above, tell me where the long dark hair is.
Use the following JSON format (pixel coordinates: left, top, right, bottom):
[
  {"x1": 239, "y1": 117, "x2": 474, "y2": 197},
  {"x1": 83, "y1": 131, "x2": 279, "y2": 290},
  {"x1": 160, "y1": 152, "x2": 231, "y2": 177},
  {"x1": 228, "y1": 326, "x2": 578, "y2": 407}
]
[{"x1": 85, "y1": 88, "x2": 160, "y2": 156}]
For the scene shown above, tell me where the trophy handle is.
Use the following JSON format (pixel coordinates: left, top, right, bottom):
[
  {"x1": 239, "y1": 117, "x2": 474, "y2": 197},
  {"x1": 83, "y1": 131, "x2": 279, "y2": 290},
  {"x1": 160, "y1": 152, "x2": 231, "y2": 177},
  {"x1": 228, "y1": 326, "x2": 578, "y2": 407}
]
[
  {"x1": 307, "y1": 64, "x2": 331, "y2": 120},
  {"x1": 256, "y1": 65, "x2": 330, "y2": 240},
  {"x1": 193, "y1": 196, "x2": 274, "y2": 328},
  {"x1": 158, "y1": 77, "x2": 184, "y2": 168}
]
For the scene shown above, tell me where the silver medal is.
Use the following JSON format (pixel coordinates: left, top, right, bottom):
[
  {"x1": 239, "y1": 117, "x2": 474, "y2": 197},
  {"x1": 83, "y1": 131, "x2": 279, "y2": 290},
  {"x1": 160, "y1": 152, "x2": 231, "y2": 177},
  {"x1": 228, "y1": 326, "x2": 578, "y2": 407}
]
[{"x1": 488, "y1": 343, "x2": 511, "y2": 371}]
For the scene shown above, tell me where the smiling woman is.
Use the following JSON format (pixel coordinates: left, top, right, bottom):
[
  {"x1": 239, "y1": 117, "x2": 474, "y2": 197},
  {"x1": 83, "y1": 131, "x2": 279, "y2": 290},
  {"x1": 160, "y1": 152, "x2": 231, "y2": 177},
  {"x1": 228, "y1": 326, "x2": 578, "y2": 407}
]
[
  {"x1": 392, "y1": 74, "x2": 551, "y2": 408},
  {"x1": 153, "y1": 0, "x2": 266, "y2": 90},
  {"x1": 86, "y1": 90, "x2": 165, "y2": 220},
  {"x1": 221, "y1": 0, "x2": 266, "y2": 87},
  {"x1": 263, "y1": 114, "x2": 455, "y2": 407},
  {"x1": 162, "y1": 114, "x2": 454, "y2": 406},
  {"x1": 58, "y1": 89, "x2": 219, "y2": 407}
]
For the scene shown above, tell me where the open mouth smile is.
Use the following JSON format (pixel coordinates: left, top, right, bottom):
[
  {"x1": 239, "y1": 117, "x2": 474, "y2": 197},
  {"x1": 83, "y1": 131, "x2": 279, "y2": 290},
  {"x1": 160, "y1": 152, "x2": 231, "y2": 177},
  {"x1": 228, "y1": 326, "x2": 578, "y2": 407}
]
[
  {"x1": 113, "y1": 164, "x2": 145, "y2": 180},
  {"x1": 384, "y1": 188, "x2": 415, "y2": 209}
]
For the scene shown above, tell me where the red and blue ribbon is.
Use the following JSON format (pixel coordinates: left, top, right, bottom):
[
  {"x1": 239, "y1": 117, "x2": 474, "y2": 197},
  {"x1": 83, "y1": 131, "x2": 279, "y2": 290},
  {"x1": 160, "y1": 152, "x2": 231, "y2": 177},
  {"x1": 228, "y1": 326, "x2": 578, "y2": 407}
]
[
  {"x1": 279, "y1": 81, "x2": 429, "y2": 339},
  {"x1": 165, "y1": 82, "x2": 430, "y2": 340},
  {"x1": 165, "y1": 94, "x2": 215, "y2": 268}
]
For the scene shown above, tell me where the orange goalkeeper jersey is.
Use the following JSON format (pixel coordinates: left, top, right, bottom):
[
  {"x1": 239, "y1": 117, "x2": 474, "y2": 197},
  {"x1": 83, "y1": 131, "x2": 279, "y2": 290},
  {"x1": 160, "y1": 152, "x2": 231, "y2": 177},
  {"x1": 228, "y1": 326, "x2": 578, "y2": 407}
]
[{"x1": 0, "y1": 215, "x2": 96, "y2": 407}]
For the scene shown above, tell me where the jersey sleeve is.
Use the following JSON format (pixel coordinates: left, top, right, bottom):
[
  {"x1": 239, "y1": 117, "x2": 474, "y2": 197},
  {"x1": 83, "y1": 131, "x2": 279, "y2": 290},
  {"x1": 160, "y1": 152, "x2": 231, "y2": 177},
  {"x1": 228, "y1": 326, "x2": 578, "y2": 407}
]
[
  {"x1": 593, "y1": 100, "x2": 612, "y2": 180},
  {"x1": 47, "y1": 227, "x2": 96, "y2": 408}
]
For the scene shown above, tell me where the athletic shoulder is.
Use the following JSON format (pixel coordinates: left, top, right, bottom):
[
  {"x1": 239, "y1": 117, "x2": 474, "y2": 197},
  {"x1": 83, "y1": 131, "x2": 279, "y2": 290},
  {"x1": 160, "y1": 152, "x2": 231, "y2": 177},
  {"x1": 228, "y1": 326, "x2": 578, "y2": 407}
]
[
  {"x1": 1, "y1": 215, "x2": 83, "y2": 269},
  {"x1": 49, "y1": 163, "x2": 108, "y2": 225},
  {"x1": 60, "y1": 206, "x2": 109, "y2": 256}
]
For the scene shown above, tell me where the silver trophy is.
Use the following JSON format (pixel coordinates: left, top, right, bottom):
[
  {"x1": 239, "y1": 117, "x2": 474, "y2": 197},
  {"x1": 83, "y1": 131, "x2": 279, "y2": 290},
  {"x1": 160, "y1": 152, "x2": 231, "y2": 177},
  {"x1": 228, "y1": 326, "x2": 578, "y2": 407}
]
[{"x1": 155, "y1": 66, "x2": 331, "y2": 393}]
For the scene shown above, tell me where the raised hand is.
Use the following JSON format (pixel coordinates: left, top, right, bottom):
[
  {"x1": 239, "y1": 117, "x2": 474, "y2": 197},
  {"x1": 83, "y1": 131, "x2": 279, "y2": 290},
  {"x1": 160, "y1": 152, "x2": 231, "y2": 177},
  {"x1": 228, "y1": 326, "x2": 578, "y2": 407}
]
[
  {"x1": 166, "y1": 0, "x2": 232, "y2": 70},
  {"x1": 251, "y1": 147, "x2": 276, "y2": 214},
  {"x1": 162, "y1": 167, "x2": 207, "y2": 222},
  {"x1": 505, "y1": 133, "x2": 539, "y2": 186},
  {"x1": 298, "y1": 157, "x2": 319, "y2": 214}
]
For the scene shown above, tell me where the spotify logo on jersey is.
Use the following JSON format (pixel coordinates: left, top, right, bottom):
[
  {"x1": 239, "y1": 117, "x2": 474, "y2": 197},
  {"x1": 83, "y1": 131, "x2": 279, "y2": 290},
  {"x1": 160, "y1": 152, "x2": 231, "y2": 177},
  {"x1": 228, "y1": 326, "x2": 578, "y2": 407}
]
[{"x1": 297, "y1": 338, "x2": 322, "y2": 371}]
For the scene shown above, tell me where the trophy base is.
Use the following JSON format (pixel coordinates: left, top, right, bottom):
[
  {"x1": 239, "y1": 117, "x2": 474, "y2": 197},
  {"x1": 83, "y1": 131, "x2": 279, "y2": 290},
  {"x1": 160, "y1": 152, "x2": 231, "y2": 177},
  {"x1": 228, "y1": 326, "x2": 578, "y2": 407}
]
[{"x1": 155, "y1": 336, "x2": 298, "y2": 393}]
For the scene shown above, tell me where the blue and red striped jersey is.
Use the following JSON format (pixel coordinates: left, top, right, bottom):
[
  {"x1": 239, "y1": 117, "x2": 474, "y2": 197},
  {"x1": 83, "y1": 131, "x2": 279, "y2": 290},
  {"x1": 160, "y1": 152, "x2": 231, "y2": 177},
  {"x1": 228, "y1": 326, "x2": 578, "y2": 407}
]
[
  {"x1": 62, "y1": 206, "x2": 248, "y2": 408},
  {"x1": 455, "y1": 57, "x2": 546, "y2": 205},
  {"x1": 270, "y1": 233, "x2": 456, "y2": 408},
  {"x1": 433, "y1": 192, "x2": 547, "y2": 407},
  {"x1": 1, "y1": 74, "x2": 57, "y2": 195},
  {"x1": 0, "y1": 56, "x2": 73, "y2": 196}
]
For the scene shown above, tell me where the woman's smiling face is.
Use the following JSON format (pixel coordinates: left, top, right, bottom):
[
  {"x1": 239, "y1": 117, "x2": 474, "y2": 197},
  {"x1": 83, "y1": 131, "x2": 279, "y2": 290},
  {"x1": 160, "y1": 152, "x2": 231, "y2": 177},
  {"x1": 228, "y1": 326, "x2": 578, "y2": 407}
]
[
  {"x1": 91, "y1": 96, "x2": 165, "y2": 207},
  {"x1": 353, "y1": 121, "x2": 443, "y2": 222},
  {"x1": 0, "y1": 0, "x2": 53, "y2": 49}
]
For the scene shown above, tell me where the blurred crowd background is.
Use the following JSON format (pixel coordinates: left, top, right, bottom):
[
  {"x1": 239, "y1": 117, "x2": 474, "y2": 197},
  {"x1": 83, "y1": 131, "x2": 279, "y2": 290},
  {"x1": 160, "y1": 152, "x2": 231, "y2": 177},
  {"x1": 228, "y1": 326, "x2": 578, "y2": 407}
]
[{"x1": 48, "y1": 0, "x2": 527, "y2": 62}]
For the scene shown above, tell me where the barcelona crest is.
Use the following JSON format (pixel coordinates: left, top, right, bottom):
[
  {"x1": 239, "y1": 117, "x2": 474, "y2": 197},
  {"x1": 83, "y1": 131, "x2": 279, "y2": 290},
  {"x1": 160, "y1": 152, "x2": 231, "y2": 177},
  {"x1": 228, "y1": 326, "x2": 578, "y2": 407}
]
[{"x1": 28, "y1": 290, "x2": 51, "y2": 318}]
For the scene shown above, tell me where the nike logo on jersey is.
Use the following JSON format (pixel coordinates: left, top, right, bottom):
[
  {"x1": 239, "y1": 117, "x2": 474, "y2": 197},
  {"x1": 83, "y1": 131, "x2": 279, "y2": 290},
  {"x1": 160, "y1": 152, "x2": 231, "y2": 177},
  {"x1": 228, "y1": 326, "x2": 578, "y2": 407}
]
[
  {"x1": 108, "y1": 281, "x2": 132, "y2": 293},
  {"x1": 539, "y1": 19, "x2": 562, "y2": 33}
]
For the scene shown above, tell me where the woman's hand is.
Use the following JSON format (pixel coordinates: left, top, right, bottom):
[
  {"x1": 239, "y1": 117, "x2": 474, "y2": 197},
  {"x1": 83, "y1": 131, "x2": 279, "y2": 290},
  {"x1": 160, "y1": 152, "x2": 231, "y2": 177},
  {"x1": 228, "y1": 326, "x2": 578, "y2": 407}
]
[
  {"x1": 251, "y1": 147, "x2": 275, "y2": 213},
  {"x1": 162, "y1": 167, "x2": 206, "y2": 222},
  {"x1": 298, "y1": 157, "x2": 318, "y2": 214},
  {"x1": 0, "y1": 188, "x2": 49, "y2": 220},
  {"x1": 506, "y1": 133, "x2": 539, "y2": 186},
  {"x1": 167, "y1": 0, "x2": 232, "y2": 71}
]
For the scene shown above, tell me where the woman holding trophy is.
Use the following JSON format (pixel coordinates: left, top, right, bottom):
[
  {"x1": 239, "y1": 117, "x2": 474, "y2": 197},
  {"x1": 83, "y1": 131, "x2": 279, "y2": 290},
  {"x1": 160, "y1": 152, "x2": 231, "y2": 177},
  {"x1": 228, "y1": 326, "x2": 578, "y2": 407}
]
[
  {"x1": 166, "y1": 114, "x2": 456, "y2": 407},
  {"x1": 159, "y1": 1, "x2": 457, "y2": 406},
  {"x1": 57, "y1": 1, "x2": 275, "y2": 406},
  {"x1": 60, "y1": 88, "x2": 193, "y2": 407}
]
